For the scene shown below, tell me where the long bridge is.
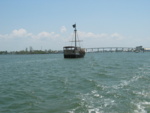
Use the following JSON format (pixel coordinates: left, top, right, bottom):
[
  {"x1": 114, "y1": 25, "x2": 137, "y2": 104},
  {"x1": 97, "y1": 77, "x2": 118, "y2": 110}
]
[{"x1": 85, "y1": 47, "x2": 138, "y2": 53}]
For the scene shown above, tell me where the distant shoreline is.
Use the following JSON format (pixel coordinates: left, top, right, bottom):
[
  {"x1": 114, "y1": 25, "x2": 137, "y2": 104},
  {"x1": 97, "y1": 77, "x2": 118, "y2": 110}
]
[{"x1": 0, "y1": 50, "x2": 63, "y2": 55}]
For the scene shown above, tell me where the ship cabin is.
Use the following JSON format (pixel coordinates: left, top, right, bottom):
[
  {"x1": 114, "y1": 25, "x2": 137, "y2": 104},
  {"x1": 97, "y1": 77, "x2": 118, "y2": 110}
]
[{"x1": 63, "y1": 46, "x2": 85, "y2": 58}]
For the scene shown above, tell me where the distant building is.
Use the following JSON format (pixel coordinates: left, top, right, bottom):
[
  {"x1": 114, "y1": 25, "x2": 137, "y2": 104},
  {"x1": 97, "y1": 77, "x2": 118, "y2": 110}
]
[
  {"x1": 135, "y1": 46, "x2": 144, "y2": 52},
  {"x1": 144, "y1": 48, "x2": 150, "y2": 52}
]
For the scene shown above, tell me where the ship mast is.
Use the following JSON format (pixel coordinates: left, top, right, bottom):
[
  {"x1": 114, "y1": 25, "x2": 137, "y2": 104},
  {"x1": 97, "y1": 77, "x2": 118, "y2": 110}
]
[{"x1": 73, "y1": 24, "x2": 77, "y2": 48}]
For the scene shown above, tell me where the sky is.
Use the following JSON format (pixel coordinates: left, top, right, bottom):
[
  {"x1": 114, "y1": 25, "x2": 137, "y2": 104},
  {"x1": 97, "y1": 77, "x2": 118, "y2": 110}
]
[{"x1": 0, "y1": 0, "x2": 150, "y2": 51}]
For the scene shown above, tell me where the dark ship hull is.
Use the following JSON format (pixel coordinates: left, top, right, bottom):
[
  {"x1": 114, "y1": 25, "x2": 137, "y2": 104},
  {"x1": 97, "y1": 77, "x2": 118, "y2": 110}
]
[
  {"x1": 63, "y1": 46, "x2": 85, "y2": 58},
  {"x1": 64, "y1": 54, "x2": 85, "y2": 58}
]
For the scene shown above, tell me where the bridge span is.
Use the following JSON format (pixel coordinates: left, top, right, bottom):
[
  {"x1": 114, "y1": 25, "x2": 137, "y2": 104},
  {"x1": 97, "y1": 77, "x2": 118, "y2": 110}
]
[{"x1": 85, "y1": 47, "x2": 136, "y2": 52}]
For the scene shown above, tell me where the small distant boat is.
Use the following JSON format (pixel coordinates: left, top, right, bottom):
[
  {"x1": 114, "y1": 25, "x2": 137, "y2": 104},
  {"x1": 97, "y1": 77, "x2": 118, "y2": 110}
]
[{"x1": 63, "y1": 24, "x2": 85, "y2": 58}]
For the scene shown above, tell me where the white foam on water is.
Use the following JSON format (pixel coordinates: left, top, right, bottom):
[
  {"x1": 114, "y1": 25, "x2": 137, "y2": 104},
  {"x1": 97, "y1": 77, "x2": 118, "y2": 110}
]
[
  {"x1": 103, "y1": 99, "x2": 115, "y2": 107},
  {"x1": 69, "y1": 90, "x2": 116, "y2": 113},
  {"x1": 112, "y1": 75, "x2": 143, "y2": 90},
  {"x1": 91, "y1": 90, "x2": 101, "y2": 98},
  {"x1": 68, "y1": 108, "x2": 103, "y2": 113},
  {"x1": 133, "y1": 101, "x2": 150, "y2": 113},
  {"x1": 88, "y1": 108, "x2": 103, "y2": 113},
  {"x1": 96, "y1": 84, "x2": 108, "y2": 91},
  {"x1": 133, "y1": 90, "x2": 150, "y2": 98}
]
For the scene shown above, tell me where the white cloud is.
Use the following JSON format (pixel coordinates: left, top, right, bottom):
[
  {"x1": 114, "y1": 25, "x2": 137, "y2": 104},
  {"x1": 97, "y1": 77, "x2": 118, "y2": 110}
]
[
  {"x1": 12, "y1": 28, "x2": 27, "y2": 37},
  {"x1": 77, "y1": 31, "x2": 123, "y2": 40},
  {"x1": 0, "y1": 29, "x2": 60, "y2": 40},
  {"x1": 60, "y1": 26, "x2": 67, "y2": 33},
  {"x1": 0, "y1": 34, "x2": 8, "y2": 39},
  {"x1": 37, "y1": 32, "x2": 59, "y2": 39},
  {"x1": 38, "y1": 32, "x2": 51, "y2": 37},
  {"x1": 110, "y1": 33, "x2": 123, "y2": 40}
]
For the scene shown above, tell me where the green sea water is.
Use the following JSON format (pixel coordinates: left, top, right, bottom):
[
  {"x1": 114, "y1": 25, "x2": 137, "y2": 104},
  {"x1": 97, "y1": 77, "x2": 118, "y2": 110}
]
[{"x1": 0, "y1": 53, "x2": 150, "y2": 113}]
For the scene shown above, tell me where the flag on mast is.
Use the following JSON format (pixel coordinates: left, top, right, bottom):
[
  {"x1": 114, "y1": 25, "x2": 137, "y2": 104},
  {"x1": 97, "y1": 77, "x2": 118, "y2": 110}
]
[{"x1": 72, "y1": 24, "x2": 76, "y2": 28}]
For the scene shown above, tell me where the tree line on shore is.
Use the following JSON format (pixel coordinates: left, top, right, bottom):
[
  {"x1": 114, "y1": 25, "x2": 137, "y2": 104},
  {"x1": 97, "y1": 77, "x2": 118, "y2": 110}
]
[{"x1": 0, "y1": 47, "x2": 63, "y2": 55}]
